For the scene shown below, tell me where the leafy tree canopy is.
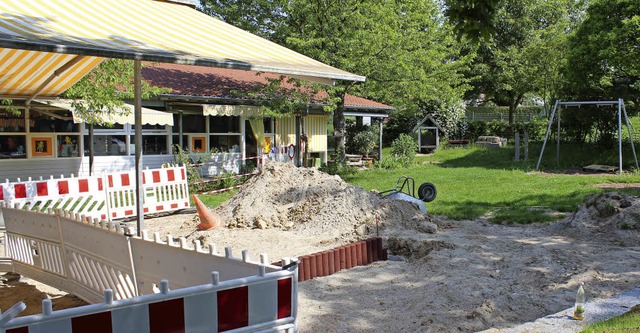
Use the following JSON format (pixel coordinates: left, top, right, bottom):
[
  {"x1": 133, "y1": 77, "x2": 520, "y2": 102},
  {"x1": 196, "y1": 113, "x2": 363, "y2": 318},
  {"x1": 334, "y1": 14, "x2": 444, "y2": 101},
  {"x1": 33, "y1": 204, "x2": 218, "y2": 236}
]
[
  {"x1": 445, "y1": 0, "x2": 500, "y2": 42},
  {"x1": 63, "y1": 59, "x2": 169, "y2": 126},
  {"x1": 466, "y1": 0, "x2": 585, "y2": 123},
  {"x1": 201, "y1": 0, "x2": 472, "y2": 155},
  {"x1": 563, "y1": 0, "x2": 639, "y2": 106}
]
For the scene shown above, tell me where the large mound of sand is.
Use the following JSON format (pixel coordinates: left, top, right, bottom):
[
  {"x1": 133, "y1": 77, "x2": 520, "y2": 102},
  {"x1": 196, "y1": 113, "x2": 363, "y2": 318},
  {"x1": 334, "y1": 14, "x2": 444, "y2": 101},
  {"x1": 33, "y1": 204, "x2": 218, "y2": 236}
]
[{"x1": 214, "y1": 162, "x2": 432, "y2": 238}]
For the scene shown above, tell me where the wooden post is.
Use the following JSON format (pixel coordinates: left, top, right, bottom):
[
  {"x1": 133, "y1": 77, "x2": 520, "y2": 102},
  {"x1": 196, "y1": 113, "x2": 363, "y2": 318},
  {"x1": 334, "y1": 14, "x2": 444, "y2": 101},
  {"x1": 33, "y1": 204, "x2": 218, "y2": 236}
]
[
  {"x1": 515, "y1": 132, "x2": 520, "y2": 161},
  {"x1": 524, "y1": 131, "x2": 529, "y2": 160}
]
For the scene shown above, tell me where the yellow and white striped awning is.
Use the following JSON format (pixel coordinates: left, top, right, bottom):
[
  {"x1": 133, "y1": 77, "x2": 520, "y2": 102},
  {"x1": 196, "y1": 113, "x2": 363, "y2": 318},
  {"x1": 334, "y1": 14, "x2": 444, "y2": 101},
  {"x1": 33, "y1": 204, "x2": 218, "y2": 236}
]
[
  {"x1": 202, "y1": 104, "x2": 264, "y2": 117},
  {"x1": 0, "y1": 0, "x2": 365, "y2": 99},
  {"x1": 36, "y1": 99, "x2": 174, "y2": 126}
]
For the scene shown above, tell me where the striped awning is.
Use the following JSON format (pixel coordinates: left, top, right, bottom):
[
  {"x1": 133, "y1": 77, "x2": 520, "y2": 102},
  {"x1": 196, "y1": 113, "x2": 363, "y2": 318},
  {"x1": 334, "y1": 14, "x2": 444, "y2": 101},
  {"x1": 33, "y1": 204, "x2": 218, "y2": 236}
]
[
  {"x1": 203, "y1": 104, "x2": 264, "y2": 117},
  {"x1": 36, "y1": 99, "x2": 174, "y2": 126},
  {"x1": 0, "y1": 0, "x2": 365, "y2": 100}
]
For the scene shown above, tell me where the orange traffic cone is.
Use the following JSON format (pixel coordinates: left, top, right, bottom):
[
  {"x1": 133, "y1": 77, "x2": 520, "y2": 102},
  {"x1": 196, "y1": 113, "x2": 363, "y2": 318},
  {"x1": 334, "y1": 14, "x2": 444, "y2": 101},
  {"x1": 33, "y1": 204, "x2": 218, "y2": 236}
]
[{"x1": 193, "y1": 194, "x2": 224, "y2": 230}]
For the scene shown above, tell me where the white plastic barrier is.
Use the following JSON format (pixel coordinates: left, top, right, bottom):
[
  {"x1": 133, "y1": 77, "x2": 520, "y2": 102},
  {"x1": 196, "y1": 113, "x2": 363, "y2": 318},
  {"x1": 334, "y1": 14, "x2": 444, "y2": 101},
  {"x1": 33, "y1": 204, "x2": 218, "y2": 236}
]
[
  {"x1": 133, "y1": 231, "x2": 274, "y2": 295},
  {"x1": 0, "y1": 165, "x2": 190, "y2": 222},
  {"x1": 3, "y1": 207, "x2": 135, "y2": 303},
  {"x1": 1, "y1": 205, "x2": 283, "y2": 304},
  {"x1": 0, "y1": 175, "x2": 108, "y2": 220},
  {"x1": 0, "y1": 267, "x2": 298, "y2": 333},
  {"x1": 106, "y1": 166, "x2": 190, "y2": 220}
]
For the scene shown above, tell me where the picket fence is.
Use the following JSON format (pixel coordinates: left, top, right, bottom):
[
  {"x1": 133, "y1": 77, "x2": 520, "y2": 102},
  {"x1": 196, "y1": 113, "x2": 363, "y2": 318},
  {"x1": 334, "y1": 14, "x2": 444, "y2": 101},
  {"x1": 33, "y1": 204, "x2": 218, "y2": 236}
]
[
  {"x1": 0, "y1": 204, "x2": 298, "y2": 332},
  {"x1": 0, "y1": 165, "x2": 190, "y2": 222}
]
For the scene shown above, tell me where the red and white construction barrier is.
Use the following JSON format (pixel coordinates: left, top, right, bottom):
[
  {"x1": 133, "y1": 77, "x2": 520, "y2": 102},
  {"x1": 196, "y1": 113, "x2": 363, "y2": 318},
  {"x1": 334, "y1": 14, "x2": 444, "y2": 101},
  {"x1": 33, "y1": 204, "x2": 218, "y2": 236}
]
[
  {"x1": 0, "y1": 166, "x2": 190, "y2": 221},
  {"x1": 0, "y1": 175, "x2": 108, "y2": 220},
  {"x1": 1, "y1": 267, "x2": 298, "y2": 333},
  {"x1": 106, "y1": 166, "x2": 190, "y2": 219}
]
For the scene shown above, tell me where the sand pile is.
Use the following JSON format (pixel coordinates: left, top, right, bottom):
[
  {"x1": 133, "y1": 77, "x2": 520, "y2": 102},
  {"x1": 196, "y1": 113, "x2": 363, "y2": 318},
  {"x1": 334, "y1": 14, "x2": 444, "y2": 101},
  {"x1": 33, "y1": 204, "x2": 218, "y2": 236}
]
[
  {"x1": 563, "y1": 192, "x2": 640, "y2": 246},
  {"x1": 214, "y1": 162, "x2": 433, "y2": 239}
]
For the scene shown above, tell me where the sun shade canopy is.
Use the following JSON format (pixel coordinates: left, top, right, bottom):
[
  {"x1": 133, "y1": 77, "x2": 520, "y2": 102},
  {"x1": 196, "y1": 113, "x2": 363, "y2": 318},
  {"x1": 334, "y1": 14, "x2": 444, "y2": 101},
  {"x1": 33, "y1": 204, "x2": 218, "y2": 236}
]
[
  {"x1": 36, "y1": 99, "x2": 174, "y2": 126},
  {"x1": 0, "y1": 0, "x2": 365, "y2": 100}
]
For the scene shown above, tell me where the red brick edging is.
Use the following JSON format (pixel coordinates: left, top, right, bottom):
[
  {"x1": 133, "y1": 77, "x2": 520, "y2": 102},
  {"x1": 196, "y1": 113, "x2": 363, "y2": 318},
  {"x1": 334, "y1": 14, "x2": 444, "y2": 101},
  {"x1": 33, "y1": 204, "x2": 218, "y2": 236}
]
[{"x1": 292, "y1": 237, "x2": 388, "y2": 282}]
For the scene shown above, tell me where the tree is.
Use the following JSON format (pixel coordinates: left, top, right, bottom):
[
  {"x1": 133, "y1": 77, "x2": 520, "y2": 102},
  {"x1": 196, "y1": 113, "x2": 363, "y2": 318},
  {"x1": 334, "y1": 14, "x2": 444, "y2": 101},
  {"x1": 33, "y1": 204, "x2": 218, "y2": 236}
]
[
  {"x1": 63, "y1": 59, "x2": 168, "y2": 123},
  {"x1": 202, "y1": 0, "x2": 471, "y2": 161},
  {"x1": 466, "y1": 0, "x2": 584, "y2": 124},
  {"x1": 563, "y1": 0, "x2": 639, "y2": 105},
  {"x1": 445, "y1": 0, "x2": 500, "y2": 42},
  {"x1": 556, "y1": 0, "x2": 639, "y2": 145}
]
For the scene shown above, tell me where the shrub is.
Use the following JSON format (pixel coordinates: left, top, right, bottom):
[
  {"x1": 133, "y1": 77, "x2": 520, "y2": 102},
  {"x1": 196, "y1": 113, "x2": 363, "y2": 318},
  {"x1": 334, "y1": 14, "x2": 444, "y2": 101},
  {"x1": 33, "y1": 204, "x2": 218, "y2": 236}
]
[
  {"x1": 375, "y1": 156, "x2": 403, "y2": 169},
  {"x1": 351, "y1": 127, "x2": 379, "y2": 157},
  {"x1": 391, "y1": 134, "x2": 417, "y2": 167},
  {"x1": 383, "y1": 110, "x2": 419, "y2": 146},
  {"x1": 319, "y1": 161, "x2": 357, "y2": 176}
]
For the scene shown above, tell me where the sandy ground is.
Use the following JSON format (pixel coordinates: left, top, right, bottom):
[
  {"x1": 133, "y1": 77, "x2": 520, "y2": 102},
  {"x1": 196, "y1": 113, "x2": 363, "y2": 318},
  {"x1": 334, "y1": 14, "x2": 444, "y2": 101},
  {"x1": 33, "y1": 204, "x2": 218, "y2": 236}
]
[{"x1": 2, "y1": 163, "x2": 640, "y2": 332}]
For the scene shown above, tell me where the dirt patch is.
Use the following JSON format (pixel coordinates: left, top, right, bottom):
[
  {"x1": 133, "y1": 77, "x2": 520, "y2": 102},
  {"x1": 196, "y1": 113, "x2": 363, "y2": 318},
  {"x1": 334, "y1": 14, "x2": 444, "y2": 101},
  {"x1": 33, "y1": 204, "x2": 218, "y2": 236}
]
[
  {"x1": 0, "y1": 273, "x2": 88, "y2": 317},
  {"x1": 2, "y1": 162, "x2": 640, "y2": 332}
]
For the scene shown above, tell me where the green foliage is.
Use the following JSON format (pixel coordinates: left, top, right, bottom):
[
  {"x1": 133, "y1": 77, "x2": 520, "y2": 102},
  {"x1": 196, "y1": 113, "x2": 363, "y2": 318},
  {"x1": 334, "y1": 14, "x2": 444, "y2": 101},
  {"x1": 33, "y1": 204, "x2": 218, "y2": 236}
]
[
  {"x1": 172, "y1": 145, "x2": 211, "y2": 194},
  {"x1": 319, "y1": 162, "x2": 357, "y2": 177},
  {"x1": 391, "y1": 134, "x2": 417, "y2": 167},
  {"x1": 467, "y1": 106, "x2": 543, "y2": 115},
  {"x1": 203, "y1": 0, "x2": 473, "y2": 159},
  {"x1": 445, "y1": 0, "x2": 499, "y2": 43},
  {"x1": 374, "y1": 156, "x2": 404, "y2": 170},
  {"x1": 419, "y1": 99, "x2": 468, "y2": 140},
  {"x1": 464, "y1": 118, "x2": 546, "y2": 141},
  {"x1": 0, "y1": 99, "x2": 20, "y2": 116},
  {"x1": 467, "y1": 0, "x2": 584, "y2": 124},
  {"x1": 346, "y1": 123, "x2": 379, "y2": 157},
  {"x1": 383, "y1": 109, "x2": 420, "y2": 146},
  {"x1": 171, "y1": 145, "x2": 255, "y2": 195},
  {"x1": 238, "y1": 75, "x2": 336, "y2": 118},
  {"x1": 63, "y1": 59, "x2": 170, "y2": 125},
  {"x1": 562, "y1": 0, "x2": 639, "y2": 109}
]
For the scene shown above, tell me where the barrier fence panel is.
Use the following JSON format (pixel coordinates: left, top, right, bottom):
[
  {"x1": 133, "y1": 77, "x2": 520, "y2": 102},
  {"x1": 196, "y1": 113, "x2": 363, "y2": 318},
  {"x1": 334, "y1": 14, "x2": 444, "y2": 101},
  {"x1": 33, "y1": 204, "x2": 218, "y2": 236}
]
[
  {"x1": 0, "y1": 205, "x2": 11, "y2": 271},
  {"x1": 130, "y1": 231, "x2": 280, "y2": 294},
  {"x1": 0, "y1": 175, "x2": 108, "y2": 221},
  {"x1": 58, "y1": 213, "x2": 137, "y2": 303},
  {"x1": 106, "y1": 165, "x2": 190, "y2": 220},
  {"x1": 0, "y1": 204, "x2": 298, "y2": 330},
  {"x1": 0, "y1": 165, "x2": 190, "y2": 222},
  {"x1": 0, "y1": 267, "x2": 298, "y2": 333}
]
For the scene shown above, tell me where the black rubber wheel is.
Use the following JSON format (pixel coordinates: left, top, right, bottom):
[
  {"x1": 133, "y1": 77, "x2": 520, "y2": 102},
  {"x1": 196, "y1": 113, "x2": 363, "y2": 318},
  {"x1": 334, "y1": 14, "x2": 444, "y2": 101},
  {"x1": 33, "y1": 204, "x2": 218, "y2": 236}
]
[{"x1": 418, "y1": 182, "x2": 437, "y2": 202}]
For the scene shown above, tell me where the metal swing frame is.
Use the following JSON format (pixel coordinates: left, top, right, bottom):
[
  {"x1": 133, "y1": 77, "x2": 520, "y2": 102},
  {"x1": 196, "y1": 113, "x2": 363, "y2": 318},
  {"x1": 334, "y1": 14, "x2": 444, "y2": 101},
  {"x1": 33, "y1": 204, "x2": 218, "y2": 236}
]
[{"x1": 535, "y1": 99, "x2": 639, "y2": 175}]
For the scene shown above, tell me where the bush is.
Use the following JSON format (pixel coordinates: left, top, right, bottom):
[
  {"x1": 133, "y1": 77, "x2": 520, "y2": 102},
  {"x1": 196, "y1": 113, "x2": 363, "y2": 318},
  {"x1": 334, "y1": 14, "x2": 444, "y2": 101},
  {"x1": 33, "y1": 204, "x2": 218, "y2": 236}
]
[
  {"x1": 464, "y1": 118, "x2": 547, "y2": 142},
  {"x1": 383, "y1": 110, "x2": 419, "y2": 146},
  {"x1": 391, "y1": 134, "x2": 417, "y2": 167},
  {"x1": 345, "y1": 121, "x2": 380, "y2": 156},
  {"x1": 375, "y1": 156, "x2": 403, "y2": 169},
  {"x1": 319, "y1": 161, "x2": 357, "y2": 176}
]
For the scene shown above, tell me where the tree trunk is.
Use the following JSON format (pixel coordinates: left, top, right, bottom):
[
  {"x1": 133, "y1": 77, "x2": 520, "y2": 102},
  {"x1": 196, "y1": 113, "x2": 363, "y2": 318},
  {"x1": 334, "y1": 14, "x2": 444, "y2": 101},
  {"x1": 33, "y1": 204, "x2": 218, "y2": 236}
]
[
  {"x1": 508, "y1": 94, "x2": 524, "y2": 125},
  {"x1": 333, "y1": 96, "x2": 347, "y2": 164}
]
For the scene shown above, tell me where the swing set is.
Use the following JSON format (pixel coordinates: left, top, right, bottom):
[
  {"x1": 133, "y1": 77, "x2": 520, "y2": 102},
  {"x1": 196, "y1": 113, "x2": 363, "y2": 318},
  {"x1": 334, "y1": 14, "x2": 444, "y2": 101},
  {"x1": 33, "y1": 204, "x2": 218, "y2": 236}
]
[{"x1": 535, "y1": 99, "x2": 639, "y2": 175}]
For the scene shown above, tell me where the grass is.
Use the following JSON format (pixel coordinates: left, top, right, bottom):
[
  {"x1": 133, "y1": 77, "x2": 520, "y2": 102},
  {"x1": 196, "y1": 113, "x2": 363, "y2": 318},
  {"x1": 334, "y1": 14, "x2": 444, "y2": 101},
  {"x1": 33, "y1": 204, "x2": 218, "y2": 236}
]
[
  {"x1": 194, "y1": 190, "x2": 235, "y2": 208},
  {"x1": 199, "y1": 141, "x2": 640, "y2": 223},
  {"x1": 341, "y1": 142, "x2": 640, "y2": 222},
  {"x1": 580, "y1": 305, "x2": 640, "y2": 333}
]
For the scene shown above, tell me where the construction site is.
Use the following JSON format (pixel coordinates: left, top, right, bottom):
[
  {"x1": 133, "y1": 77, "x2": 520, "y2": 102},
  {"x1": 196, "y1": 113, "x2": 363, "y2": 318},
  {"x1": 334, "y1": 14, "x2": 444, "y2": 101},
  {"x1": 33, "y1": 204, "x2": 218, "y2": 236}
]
[{"x1": 2, "y1": 162, "x2": 640, "y2": 332}]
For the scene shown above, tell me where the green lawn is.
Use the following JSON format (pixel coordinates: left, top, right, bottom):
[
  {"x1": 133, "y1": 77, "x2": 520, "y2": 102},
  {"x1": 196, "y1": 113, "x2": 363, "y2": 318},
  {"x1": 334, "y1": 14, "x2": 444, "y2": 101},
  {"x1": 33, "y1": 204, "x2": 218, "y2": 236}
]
[
  {"x1": 580, "y1": 305, "x2": 640, "y2": 333},
  {"x1": 342, "y1": 143, "x2": 640, "y2": 221},
  {"x1": 200, "y1": 142, "x2": 640, "y2": 223}
]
